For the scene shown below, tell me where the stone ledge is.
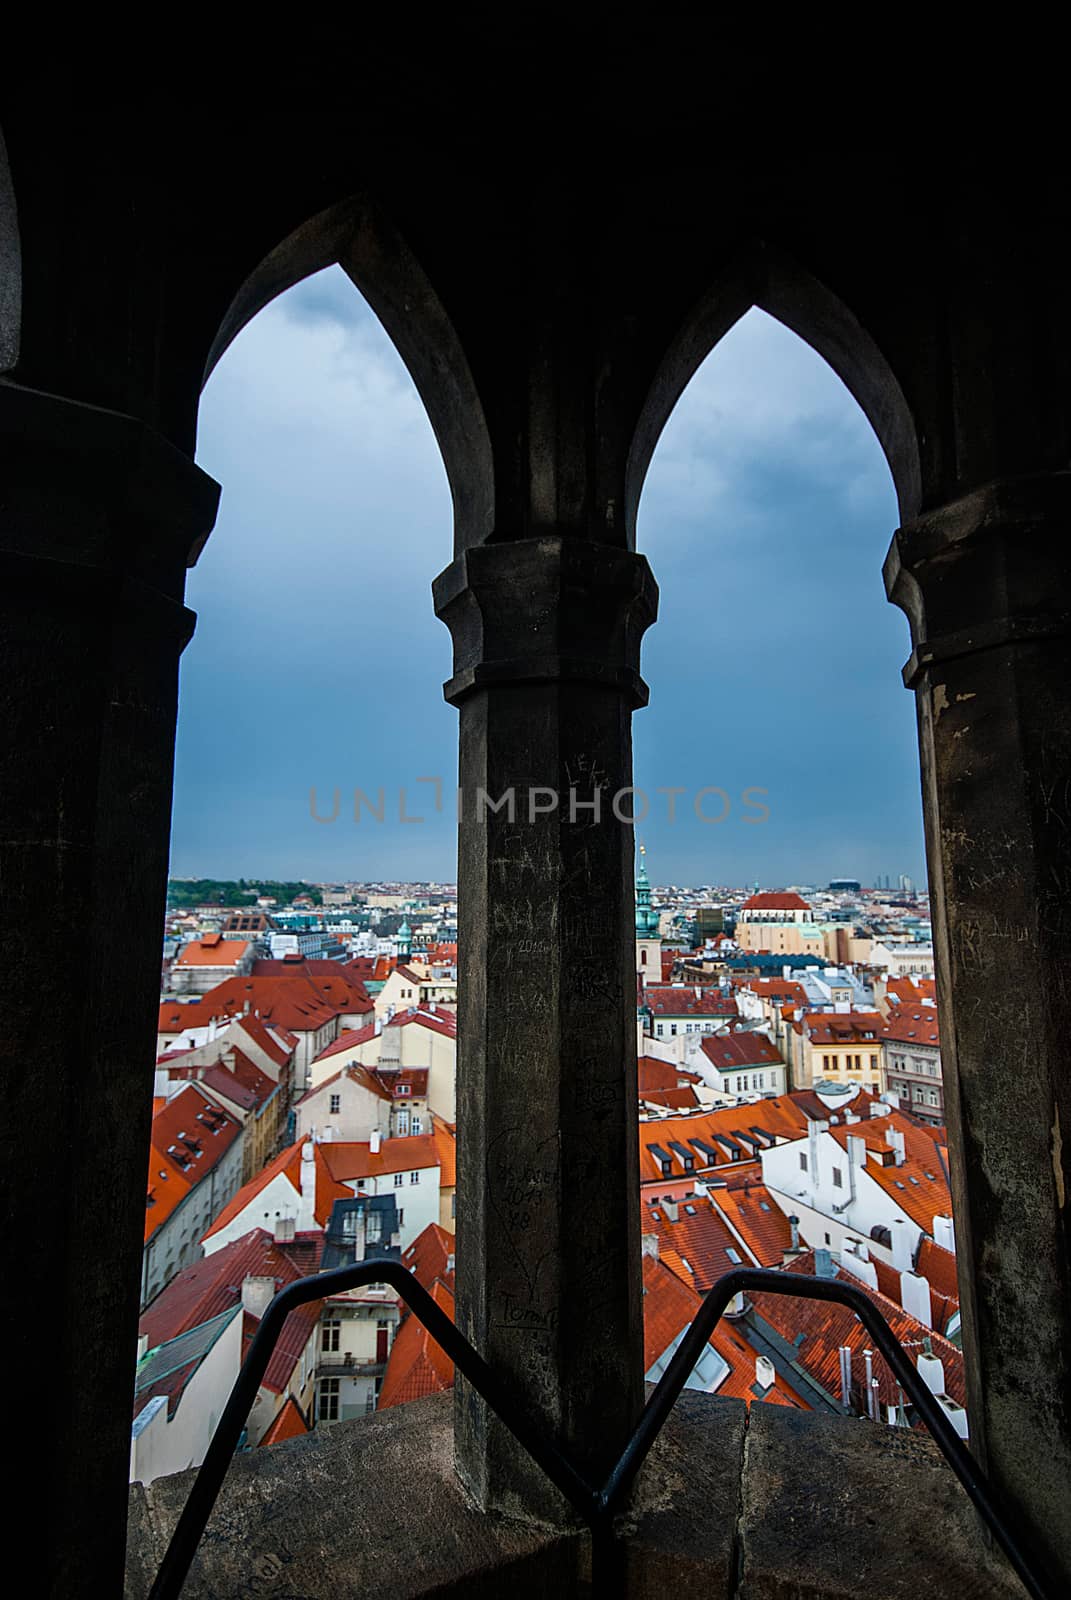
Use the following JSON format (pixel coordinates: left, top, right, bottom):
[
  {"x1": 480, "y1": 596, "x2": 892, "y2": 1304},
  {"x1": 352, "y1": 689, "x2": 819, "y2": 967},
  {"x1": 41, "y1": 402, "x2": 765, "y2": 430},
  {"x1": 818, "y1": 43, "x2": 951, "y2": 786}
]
[{"x1": 126, "y1": 1391, "x2": 1025, "y2": 1599}]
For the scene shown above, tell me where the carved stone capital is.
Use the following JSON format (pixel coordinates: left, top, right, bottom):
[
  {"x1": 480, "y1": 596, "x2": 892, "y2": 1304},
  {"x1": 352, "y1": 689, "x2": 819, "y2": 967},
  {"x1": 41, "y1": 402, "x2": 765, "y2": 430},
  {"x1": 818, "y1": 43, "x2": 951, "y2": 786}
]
[
  {"x1": 0, "y1": 381, "x2": 220, "y2": 595},
  {"x1": 883, "y1": 472, "x2": 1071, "y2": 687},
  {"x1": 433, "y1": 536, "x2": 659, "y2": 707}
]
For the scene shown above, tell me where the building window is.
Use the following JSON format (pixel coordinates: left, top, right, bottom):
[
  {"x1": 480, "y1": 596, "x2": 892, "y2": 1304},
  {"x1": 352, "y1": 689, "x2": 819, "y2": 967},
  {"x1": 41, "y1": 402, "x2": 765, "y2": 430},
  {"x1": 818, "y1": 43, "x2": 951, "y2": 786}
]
[
  {"x1": 870, "y1": 1055, "x2": 878, "y2": 1071},
  {"x1": 832, "y1": 1167, "x2": 843, "y2": 1188},
  {"x1": 410, "y1": 1170, "x2": 420, "y2": 1184},
  {"x1": 393, "y1": 1172, "x2": 404, "y2": 1187},
  {"x1": 330, "y1": 1094, "x2": 341, "y2": 1114},
  {"x1": 322, "y1": 1317, "x2": 341, "y2": 1353},
  {"x1": 799, "y1": 1152, "x2": 808, "y2": 1172},
  {"x1": 412, "y1": 1117, "x2": 422, "y2": 1134},
  {"x1": 318, "y1": 1378, "x2": 340, "y2": 1422}
]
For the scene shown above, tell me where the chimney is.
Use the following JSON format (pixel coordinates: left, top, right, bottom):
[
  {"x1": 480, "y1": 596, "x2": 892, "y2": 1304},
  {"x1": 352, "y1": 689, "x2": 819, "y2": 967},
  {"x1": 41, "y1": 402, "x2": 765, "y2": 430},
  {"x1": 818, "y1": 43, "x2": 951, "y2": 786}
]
[
  {"x1": 370, "y1": 1129, "x2": 382, "y2": 1155},
  {"x1": 814, "y1": 1247, "x2": 835, "y2": 1278},
  {"x1": 297, "y1": 1140, "x2": 317, "y2": 1231},
  {"x1": 755, "y1": 1355, "x2": 775, "y2": 1391},
  {"x1": 839, "y1": 1245, "x2": 878, "y2": 1290},
  {"x1": 241, "y1": 1274, "x2": 276, "y2": 1320},
  {"x1": 888, "y1": 1127, "x2": 906, "y2": 1166},
  {"x1": 807, "y1": 1118, "x2": 824, "y2": 1182},
  {"x1": 446, "y1": 1252, "x2": 456, "y2": 1274},
  {"x1": 273, "y1": 1215, "x2": 296, "y2": 1243},
  {"x1": 641, "y1": 1232, "x2": 660, "y2": 1261},
  {"x1": 932, "y1": 1213, "x2": 956, "y2": 1252},
  {"x1": 838, "y1": 1345, "x2": 852, "y2": 1409},
  {"x1": 917, "y1": 1339, "x2": 945, "y2": 1398},
  {"x1": 890, "y1": 1218, "x2": 915, "y2": 1273},
  {"x1": 662, "y1": 1199, "x2": 679, "y2": 1223},
  {"x1": 789, "y1": 1214, "x2": 800, "y2": 1251},
  {"x1": 848, "y1": 1134, "x2": 867, "y2": 1171},
  {"x1": 900, "y1": 1269, "x2": 933, "y2": 1329}
]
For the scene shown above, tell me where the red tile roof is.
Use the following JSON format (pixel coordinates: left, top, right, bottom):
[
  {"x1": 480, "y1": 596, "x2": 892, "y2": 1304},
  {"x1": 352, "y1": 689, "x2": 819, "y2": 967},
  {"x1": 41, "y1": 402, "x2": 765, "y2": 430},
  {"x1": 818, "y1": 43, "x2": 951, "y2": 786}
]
[
  {"x1": 642, "y1": 1253, "x2": 701, "y2": 1368},
  {"x1": 317, "y1": 1134, "x2": 440, "y2": 1185},
  {"x1": 826, "y1": 1112, "x2": 951, "y2": 1234},
  {"x1": 643, "y1": 986, "x2": 738, "y2": 1018},
  {"x1": 886, "y1": 976, "x2": 937, "y2": 1007},
  {"x1": 402, "y1": 1222, "x2": 456, "y2": 1296},
  {"x1": 161, "y1": 972, "x2": 371, "y2": 1037},
  {"x1": 313, "y1": 1024, "x2": 378, "y2": 1062},
  {"x1": 641, "y1": 1256, "x2": 803, "y2": 1408},
  {"x1": 642, "y1": 1193, "x2": 753, "y2": 1291},
  {"x1": 706, "y1": 1178, "x2": 794, "y2": 1268},
  {"x1": 740, "y1": 892, "x2": 811, "y2": 912},
  {"x1": 236, "y1": 1014, "x2": 294, "y2": 1069},
  {"x1": 174, "y1": 937, "x2": 251, "y2": 968},
  {"x1": 796, "y1": 1011, "x2": 884, "y2": 1045},
  {"x1": 881, "y1": 1009, "x2": 941, "y2": 1047},
  {"x1": 737, "y1": 978, "x2": 808, "y2": 1006},
  {"x1": 753, "y1": 1252, "x2": 966, "y2": 1411},
  {"x1": 700, "y1": 1032, "x2": 782, "y2": 1072},
  {"x1": 637, "y1": 1056, "x2": 702, "y2": 1110},
  {"x1": 294, "y1": 1062, "x2": 393, "y2": 1106},
  {"x1": 387, "y1": 1008, "x2": 457, "y2": 1039},
  {"x1": 638, "y1": 1094, "x2": 815, "y2": 1181},
  {"x1": 140, "y1": 1227, "x2": 324, "y2": 1357},
  {"x1": 377, "y1": 1280, "x2": 455, "y2": 1409},
  {"x1": 259, "y1": 1395, "x2": 310, "y2": 1446},
  {"x1": 146, "y1": 1087, "x2": 242, "y2": 1244}
]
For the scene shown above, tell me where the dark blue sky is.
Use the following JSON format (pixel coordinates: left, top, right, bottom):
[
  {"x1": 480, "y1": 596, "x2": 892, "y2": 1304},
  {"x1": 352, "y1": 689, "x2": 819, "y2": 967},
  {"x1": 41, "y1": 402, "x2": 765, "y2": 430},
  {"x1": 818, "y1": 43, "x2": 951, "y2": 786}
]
[{"x1": 172, "y1": 267, "x2": 925, "y2": 888}]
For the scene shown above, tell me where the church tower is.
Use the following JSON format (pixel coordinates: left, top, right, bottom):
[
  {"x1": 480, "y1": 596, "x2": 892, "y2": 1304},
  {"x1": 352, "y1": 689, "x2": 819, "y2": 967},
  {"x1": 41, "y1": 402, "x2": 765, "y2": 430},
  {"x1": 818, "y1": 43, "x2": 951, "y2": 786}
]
[
  {"x1": 635, "y1": 845, "x2": 662, "y2": 983},
  {"x1": 397, "y1": 917, "x2": 412, "y2": 962}
]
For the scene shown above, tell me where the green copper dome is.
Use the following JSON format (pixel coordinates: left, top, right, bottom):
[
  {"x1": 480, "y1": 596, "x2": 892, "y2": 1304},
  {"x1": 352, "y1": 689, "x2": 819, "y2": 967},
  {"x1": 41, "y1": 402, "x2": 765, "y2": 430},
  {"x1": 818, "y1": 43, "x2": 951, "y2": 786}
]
[{"x1": 635, "y1": 855, "x2": 661, "y2": 939}]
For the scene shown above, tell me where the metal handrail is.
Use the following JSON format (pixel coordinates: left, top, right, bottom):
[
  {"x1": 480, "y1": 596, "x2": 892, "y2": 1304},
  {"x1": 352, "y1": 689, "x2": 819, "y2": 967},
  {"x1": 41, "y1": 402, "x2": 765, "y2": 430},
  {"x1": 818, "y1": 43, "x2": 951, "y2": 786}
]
[{"x1": 148, "y1": 1261, "x2": 1054, "y2": 1600}]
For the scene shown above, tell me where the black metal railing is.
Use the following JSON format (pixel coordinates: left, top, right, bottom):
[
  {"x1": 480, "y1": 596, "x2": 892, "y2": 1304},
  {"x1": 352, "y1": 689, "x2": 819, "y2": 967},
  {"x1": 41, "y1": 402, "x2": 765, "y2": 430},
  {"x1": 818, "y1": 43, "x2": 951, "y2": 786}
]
[{"x1": 148, "y1": 1261, "x2": 1053, "y2": 1600}]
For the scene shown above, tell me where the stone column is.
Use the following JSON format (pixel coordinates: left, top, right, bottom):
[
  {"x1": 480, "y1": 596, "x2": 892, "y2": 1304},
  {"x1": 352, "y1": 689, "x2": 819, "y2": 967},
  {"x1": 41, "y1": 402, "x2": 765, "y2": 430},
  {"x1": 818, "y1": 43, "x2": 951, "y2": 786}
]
[
  {"x1": 434, "y1": 535, "x2": 657, "y2": 1521},
  {"x1": 0, "y1": 386, "x2": 218, "y2": 1597},
  {"x1": 885, "y1": 472, "x2": 1071, "y2": 1586}
]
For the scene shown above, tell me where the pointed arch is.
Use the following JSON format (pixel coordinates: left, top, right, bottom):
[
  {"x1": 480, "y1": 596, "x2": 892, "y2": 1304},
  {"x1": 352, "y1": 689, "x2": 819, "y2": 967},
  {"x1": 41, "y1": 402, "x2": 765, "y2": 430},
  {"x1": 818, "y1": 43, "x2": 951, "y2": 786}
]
[
  {"x1": 626, "y1": 244, "x2": 922, "y2": 540},
  {"x1": 204, "y1": 197, "x2": 493, "y2": 552},
  {"x1": 0, "y1": 126, "x2": 21, "y2": 372}
]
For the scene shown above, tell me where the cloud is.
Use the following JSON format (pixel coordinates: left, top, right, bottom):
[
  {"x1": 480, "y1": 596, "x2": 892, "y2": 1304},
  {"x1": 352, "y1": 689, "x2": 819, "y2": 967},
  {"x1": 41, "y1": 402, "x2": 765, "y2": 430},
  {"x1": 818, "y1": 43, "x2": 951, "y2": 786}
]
[{"x1": 172, "y1": 277, "x2": 925, "y2": 888}]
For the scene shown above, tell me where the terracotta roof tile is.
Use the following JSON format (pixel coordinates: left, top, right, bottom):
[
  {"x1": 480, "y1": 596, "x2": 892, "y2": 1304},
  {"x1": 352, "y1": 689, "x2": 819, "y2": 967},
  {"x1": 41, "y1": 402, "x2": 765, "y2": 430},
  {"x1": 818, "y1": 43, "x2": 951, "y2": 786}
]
[
  {"x1": 377, "y1": 1280, "x2": 455, "y2": 1408},
  {"x1": 259, "y1": 1395, "x2": 310, "y2": 1446},
  {"x1": 174, "y1": 938, "x2": 252, "y2": 968},
  {"x1": 146, "y1": 1086, "x2": 241, "y2": 1244},
  {"x1": 740, "y1": 892, "x2": 811, "y2": 912}
]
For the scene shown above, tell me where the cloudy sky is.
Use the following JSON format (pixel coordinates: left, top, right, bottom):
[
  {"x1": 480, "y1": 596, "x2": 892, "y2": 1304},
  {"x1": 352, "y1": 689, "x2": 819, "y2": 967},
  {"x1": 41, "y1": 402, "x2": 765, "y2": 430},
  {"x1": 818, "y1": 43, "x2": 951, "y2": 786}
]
[{"x1": 173, "y1": 265, "x2": 926, "y2": 889}]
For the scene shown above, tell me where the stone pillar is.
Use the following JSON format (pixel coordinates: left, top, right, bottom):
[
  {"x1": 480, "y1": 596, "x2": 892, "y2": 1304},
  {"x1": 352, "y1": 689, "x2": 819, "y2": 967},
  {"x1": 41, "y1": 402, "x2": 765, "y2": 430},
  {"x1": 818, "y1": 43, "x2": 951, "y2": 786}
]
[
  {"x1": 885, "y1": 472, "x2": 1071, "y2": 1586},
  {"x1": 434, "y1": 535, "x2": 657, "y2": 1520},
  {"x1": 0, "y1": 386, "x2": 218, "y2": 1597}
]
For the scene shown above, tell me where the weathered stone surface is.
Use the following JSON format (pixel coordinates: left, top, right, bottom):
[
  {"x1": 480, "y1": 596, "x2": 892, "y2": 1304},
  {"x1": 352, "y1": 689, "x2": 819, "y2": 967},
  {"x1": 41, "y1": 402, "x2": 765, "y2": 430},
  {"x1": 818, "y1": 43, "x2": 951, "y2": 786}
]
[
  {"x1": 128, "y1": 1386, "x2": 1030, "y2": 1599},
  {"x1": 126, "y1": 1393, "x2": 583, "y2": 1599},
  {"x1": 737, "y1": 1405, "x2": 1024, "y2": 1599},
  {"x1": 886, "y1": 475, "x2": 1071, "y2": 1587},
  {"x1": 614, "y1": 1391, "x2": 747, "y2": 1598},
  {"x1": 435, "y1": 537, "x2": 658, "y2": 1521},
  {"x1": 0, "y1": 387, "x2": 219, "y2": 1600}
]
